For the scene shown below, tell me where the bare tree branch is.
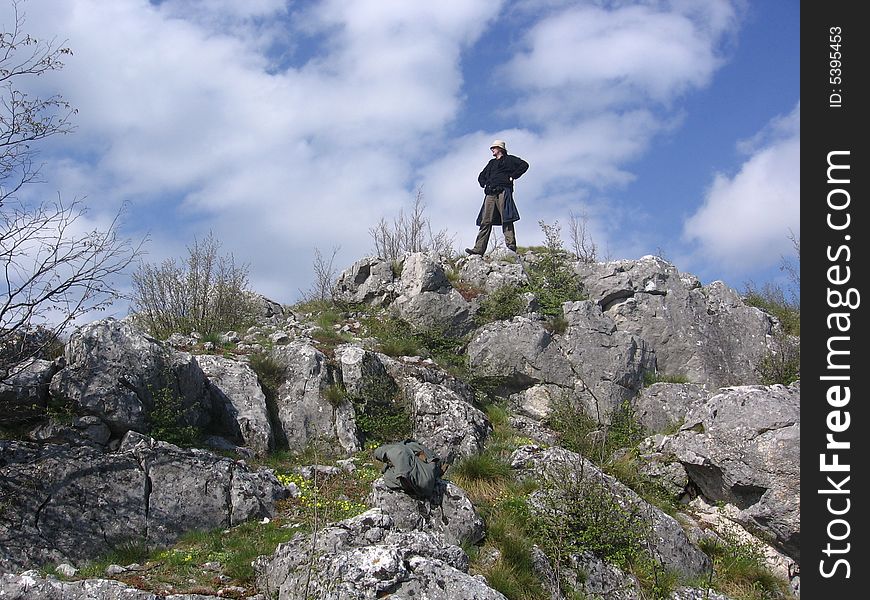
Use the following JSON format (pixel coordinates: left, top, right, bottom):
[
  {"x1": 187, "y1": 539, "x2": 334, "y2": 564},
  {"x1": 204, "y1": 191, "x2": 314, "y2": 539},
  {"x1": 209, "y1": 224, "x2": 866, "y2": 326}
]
[{"x1": 1, "y1": 1, "x2": 139, "y2": 381}]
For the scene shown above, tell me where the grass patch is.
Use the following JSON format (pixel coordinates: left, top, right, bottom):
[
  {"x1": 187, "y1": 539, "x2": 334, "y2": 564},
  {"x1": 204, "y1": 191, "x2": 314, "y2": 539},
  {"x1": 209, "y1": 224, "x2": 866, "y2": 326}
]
[{"x1": 699, "y1": 532, "x2": 792, "y2": 600}]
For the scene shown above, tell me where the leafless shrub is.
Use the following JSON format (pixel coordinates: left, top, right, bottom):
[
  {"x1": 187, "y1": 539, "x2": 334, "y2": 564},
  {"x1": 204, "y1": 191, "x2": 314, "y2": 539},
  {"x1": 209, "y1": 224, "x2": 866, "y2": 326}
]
[
  {"x1": 369, "y1": 188, "x2": 455, "y2": 262},
  {"x1": 1, "y1": 4, "x2": 140, "y2": 380},
  {"x1": 299, "y1": 245, "x2": 341, "y2": 303},
  {"x1": 131, "y1": 232, "x2": 255, "y2": 338},
  {"x1": 1, "y1": 199, "x2": 140, "y2": 377},
  {"x1": 567, "y1": 210, "x2": 597, "y2": 263}
]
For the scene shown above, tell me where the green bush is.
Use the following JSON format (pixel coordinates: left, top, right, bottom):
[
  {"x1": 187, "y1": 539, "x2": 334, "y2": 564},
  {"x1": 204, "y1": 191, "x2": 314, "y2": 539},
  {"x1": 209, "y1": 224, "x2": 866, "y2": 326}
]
[
  {"x1": 148, "y1": 384, "x2": 200, "y2": 447},
  {"x1": 756, "y1": 332, "x2": 800, "y2": 385},
  {"x1": 541, "y1": 479, "x2": 649, "y2": 568},
  {"x1": 523, "y1": 221, "x2": 586, "y2": 318},
  {"x1": 475, "y1": 285, "x2": 526, "y2": 325},
  {"x1": 351, "y1": 373, "x2": 411, "y2": 446},
  {"x1": 744, "y1": 281, "x2": 800, "y2": 385}
]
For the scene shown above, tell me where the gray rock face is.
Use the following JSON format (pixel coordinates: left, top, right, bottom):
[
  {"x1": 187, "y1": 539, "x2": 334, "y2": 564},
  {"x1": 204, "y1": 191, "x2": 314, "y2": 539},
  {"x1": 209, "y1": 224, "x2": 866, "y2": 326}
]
[
  {"x1": 0, "y1": 358, "x2": 57, "y2": 425},
  {"x1": 0, "y1": 433, "x2": 288, "y2": 572},
  {"x1": 392, "y1": 253, "x2": 474, "y2": 336},
  {"x1": 563, "y1": 551, "x2": 642, "y2": 599},
  {"x1": 335, "y1": 345, "x2": 394, "y2": 400},
  {"x1": 254, "y1": 509, "x2": 506, "y2": 600},
  {"x1": 0, "y1": 572, "x2": 223, "y2": 599},
  {"x1": 468, "y1": 316, "x2": 574, "y2": 388},
  {"x1": 48, "y1": 318, "x2": 214, "y2": 436},
  {"x1": 633, "y1": 382, "x2": 710, "y2": 433},
  {"x1": 407, "y1": 381, "x2": 491, "y2": 464},
  {"x1": 369, "y1": 478, "x2": 485, "y2": 547},
  {"x1": 559, "y1": 300, "x2": 655, "y2": 420},
  {"x1": 335, "y1": 256, "x2": 397, "y2": 306},
  {"x1": 29, "y1": 415, "x2": 112, "y2": 447},
  {"x1": 662, "y1": 383, "x2": 800, "y2": 560},
  {"x1": 196, "y1": 355, "x2": 273, "y2": 456},
  {"x1": 459, "y1": 255, "x2": 528, "y2": 292},
  {"x1": 510, "y1": 445, "x2": 711, "y2": 579},
  {"x1": 271, "y1": 341, "x2": 360, "y2": 454},
  {"x1": 576, "y1": 256, "x2": 776, "y2": 387},
  {"x1": 468, "y1": 305, "x2": 654, "y2": 423}
]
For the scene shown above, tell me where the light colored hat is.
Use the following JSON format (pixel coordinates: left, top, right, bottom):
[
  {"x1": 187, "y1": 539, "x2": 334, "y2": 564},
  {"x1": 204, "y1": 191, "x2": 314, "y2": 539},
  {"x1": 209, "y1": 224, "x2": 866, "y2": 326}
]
[{"x1": 490, "y1": 139, "x2": 507, "y2": 151}]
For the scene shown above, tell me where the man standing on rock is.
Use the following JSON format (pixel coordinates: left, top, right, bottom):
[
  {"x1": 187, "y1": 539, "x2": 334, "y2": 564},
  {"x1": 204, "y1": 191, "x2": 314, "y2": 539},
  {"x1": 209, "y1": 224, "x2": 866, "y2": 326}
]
[{"x1": 466, "y1": 139, "x2": 529, "y2": 255}]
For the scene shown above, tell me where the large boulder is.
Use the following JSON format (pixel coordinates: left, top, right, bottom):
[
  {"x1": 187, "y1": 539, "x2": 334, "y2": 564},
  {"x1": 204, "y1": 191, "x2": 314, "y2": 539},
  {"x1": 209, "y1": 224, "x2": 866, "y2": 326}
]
[
  {"x1": 196, "y1": 355, "x2": 274, "y2": 456},
  {"x1": 468, "y1": 305, "x2": 654, "y2": 424},
  {"x1": 458, "y1": 255, "x2": 528, "y2": 292},
  {"x1": 0, "y1": 433, "x2": 288, "y2": 572},
  {"x1": 510, "y1": 445, "x2": 711, "y2": 580},
  {"x1": 662, "y1": 382, "x2": 800, "y2": 560},
  {"x1": 0, "y1": 572, "x2": 223, "y2": 599},
  {"x1": 406, "y1": 380, "x2": 491, "y2": 464},
  {"x1": 467, "y1": 316, "x2": 574, "y2": 388},
  {"x1": 254, "y1": 509, "x2": 506, "y2": 600},
  {"x1": 369, "y1": 478, "x2": 486, "y2": 547},
  {"x1": 576, "y1": 256, "x2": 777, "y2": 387},
  {"x1": 48, "y1": 318, "x2": 214, "y2": 437},
  {"x1": 392, "y1": 253, "x2": 474, "y2": 336},
  {"x1": 271, "y1": 341, "x2": 360, "y2": 454},
  {"x1": 334, "y1": 256, "x2": 397, "y2": 306},
  {"x1": 559, "y1": 300, "x2": 655, "y2": 421},
  {"x1": 0, "y1": 358, "x2": 58, "y2": 426},
  {"x1": 633, "y1": 382, "x2": 711, "y2": 434}
]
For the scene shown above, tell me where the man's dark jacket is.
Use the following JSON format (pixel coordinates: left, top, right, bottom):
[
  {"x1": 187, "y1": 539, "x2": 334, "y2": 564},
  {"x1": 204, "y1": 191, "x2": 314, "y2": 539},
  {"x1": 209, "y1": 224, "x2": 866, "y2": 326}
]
[
  {"x1": 478, "y1": 154, "x2": 529, "y2": 191},
  {"x1": 477, "y1": 154, "x2": 529, "y2": 225}
]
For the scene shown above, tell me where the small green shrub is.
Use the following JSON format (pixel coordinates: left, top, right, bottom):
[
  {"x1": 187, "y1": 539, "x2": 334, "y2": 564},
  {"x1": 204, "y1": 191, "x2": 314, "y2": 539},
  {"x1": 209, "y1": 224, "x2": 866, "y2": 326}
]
[
  {"x1": 531, "y1": 476, "x2": 650, "y2": 570},
  {"x1": 756, "y1": 332, "x2": 800, "y2": 385},
  {"x1": 363, "y1": 316, "x2": 423, "y2": 357},
  {"x1": 323, "y1": 383, "x2": 348, "y2": 408},
  {"x1": 475, "y1": 285, "x2": 526, "y2": 325},
  {"x1": 148, "y1": 385, "x2": 200, "y2": 447},
  {"x1": 344, "y1": 360, "x2": 411, "y2": 445},
  {"x1": 546, "y1": 398, "x2": 646, "y2": 467},
  {"x1": 523, "y1": 221, "x2": 586, "y2": 318}
]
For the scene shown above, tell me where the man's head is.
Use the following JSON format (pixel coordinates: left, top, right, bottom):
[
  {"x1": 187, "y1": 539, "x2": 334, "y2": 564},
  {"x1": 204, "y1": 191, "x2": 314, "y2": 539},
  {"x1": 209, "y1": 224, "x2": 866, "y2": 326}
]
[{"x1": 490, "y1": 139, "x2": 506, "y2": 158}]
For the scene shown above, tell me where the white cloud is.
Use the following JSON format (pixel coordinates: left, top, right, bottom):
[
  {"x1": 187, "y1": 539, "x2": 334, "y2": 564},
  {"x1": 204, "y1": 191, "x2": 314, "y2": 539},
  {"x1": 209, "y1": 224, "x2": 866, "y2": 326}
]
[
  {"x1": 502, "y1": 0, "x2": 738, "y2": 121},
  {"x1": 681, "y1": 103, "x2": 800, "y2": 274},
  {"x1": 11, "y1": 0, "x2": 772, "y2": 304}
]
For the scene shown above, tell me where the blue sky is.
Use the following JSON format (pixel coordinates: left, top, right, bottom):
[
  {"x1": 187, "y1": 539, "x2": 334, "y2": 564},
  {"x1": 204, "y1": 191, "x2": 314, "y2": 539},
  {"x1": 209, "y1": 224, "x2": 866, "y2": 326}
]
[{"x1": 14, "y1": 0, "x2": 799, "y2": 307}]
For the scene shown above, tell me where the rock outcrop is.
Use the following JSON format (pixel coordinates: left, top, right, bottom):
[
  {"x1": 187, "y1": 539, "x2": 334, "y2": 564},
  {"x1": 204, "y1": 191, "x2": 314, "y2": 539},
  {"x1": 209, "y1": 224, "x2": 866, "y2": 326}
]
[
  {"x1": 0, "y1": 251, "x2": 800, "y2": 599},
  {"x1": 576, "y1": 256, "x2": 777, "y2": 387},
  {"x1": 254, "y1": 509, "x2": 506, "y2": 600},
  {"x1": 0, "y1": 432, "x2": 288, "y2": 572}
]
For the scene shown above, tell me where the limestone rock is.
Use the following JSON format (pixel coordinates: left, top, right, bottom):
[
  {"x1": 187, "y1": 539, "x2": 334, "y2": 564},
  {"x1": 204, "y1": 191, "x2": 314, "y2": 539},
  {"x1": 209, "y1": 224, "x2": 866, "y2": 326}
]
[
  {"x1": 254, "y1": 509, "x2": 506, "y2": 600},
  {"x1": 271, "y1": 341, "x2": 360, "y2": 454},
  {"x1": 196, "y1": 354, "x2": 273, "y2": 456},
  {"x1": 662, "y1": 383, "x2": 800, "y2": 560},
  {"x1": 0, "y1": 358, "x2": 57, "y2": 425},
  {"x1": 0, "y1": 434, "x2": 288, "y2": 572},
  {"x1": 576, "y1": 256, "x2": 777, "y2": 387},
  {"x1": 48, "y1": 318, "x2": 214, "y2": 437}
]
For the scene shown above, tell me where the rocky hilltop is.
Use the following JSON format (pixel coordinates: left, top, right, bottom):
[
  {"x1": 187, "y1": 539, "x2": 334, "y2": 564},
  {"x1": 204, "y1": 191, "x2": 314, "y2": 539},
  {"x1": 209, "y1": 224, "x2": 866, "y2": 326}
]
[{"x1": 0, "y1": 250, "x2": 800, "y2": 599}]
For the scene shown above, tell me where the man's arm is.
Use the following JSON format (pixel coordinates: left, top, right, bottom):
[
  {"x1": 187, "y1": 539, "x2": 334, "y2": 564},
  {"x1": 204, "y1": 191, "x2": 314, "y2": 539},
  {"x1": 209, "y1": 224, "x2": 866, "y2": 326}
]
[
  {"x1": 511, "y1": 156, "x2": 529, "y2": 180},
  {"x1": 478, "y1": 162, "x2": 491, "y2": 188}
]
